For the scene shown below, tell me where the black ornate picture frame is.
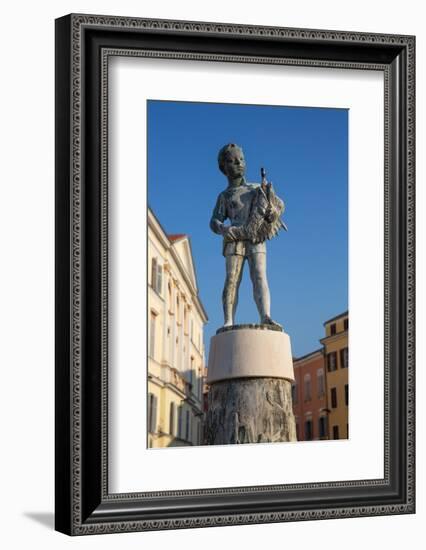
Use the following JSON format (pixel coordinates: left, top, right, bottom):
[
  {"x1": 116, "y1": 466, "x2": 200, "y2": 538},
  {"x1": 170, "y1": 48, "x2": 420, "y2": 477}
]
[{"x1": 55, "y1": 14, "x2": 415, "y2": 535}]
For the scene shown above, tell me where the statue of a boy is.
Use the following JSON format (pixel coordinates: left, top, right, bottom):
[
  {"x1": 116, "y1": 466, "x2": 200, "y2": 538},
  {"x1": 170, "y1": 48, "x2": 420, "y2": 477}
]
[{"x1": 210, "y1": 143, "x2": 286, "y2": 328}]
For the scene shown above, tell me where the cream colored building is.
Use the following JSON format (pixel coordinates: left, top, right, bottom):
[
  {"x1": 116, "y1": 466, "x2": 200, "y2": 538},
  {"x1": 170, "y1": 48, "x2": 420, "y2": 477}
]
[{"x1": 148, "y1": 208, "x2": 208, "y2": 448}]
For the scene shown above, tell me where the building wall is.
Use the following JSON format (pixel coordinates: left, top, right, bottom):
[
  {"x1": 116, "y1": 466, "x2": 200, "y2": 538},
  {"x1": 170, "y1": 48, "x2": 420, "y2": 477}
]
[
  {"x1": 147, "y1": 209, "x2": 207, "y2": 448},
  {"x1": 321, "y1": 313, "x2": 349, "y2": 440},
  {"x1": 292, "y1": 350, "x2": 328, "y2": 441}
]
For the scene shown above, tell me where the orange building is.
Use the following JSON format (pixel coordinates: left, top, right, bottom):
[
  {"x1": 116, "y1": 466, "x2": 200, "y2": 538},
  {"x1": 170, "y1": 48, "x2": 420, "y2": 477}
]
[
  {"x1": 320, "y1": 311, "x2": 349, "y2": 440},
  {"x1": 292, "y1": 349, "x2": 328, "y2": 441}
]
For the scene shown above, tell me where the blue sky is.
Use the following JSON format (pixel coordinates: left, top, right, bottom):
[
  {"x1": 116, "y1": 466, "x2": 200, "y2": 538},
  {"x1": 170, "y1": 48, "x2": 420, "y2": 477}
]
[{"x1": 147, "y1": 100, "x2": 348, "y2": 358}]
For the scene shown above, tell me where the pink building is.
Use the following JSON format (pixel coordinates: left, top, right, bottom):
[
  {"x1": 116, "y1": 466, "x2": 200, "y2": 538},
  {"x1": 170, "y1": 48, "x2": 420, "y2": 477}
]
[{"x1": 292, "y1": 349, "x2": 328, "y2": 441}]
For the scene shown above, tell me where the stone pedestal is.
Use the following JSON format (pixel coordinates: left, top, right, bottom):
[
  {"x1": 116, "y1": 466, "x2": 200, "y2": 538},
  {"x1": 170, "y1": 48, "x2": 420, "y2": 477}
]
[{"x1": 205, "y1": 325, "x2": 297, "y2": 445}]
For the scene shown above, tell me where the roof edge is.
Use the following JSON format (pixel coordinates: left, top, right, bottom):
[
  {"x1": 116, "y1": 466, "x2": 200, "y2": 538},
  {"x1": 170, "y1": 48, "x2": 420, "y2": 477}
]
[{"x1": 323, "y1": 310, "x2": 349, "y2": 326}]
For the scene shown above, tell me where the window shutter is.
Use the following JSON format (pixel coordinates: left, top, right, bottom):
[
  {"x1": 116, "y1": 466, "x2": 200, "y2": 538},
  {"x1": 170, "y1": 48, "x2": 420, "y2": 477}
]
[
  {"x1": 186, "y1": 410, "x2": 191, "y2": 441},
  {"x1": 147, "y1": 393, "x2": 152, "y2": 433},
  {"x1": 198, "y1": 372, "x2": 202, "y2": 400},
  {"x1": 157, "y1": 264, "x2": 163, "y2": 295},
  {"x1": 148, "y1": 393, "x2": 157, "y2": 433},
  {"x1": 178, "y1": 405, "x2": 183, "y2": 439},
  {"x1": 327, "y1": 352, "x2": 337, "y2": 372},
  {"x1": 331, "y1": 387, "x2": 337, "y2": 408},
  {"x1": 304, "y1": 374, "x2": 311, "y2": 401},
  {"x1": 151, "y1": 395, "x2": 158, "y2": 433},
  {"x1": 149, "y1": 312, "x2": 156, "y2": 358},
  {"x1": 340, "y1": 347, "x2": 349, "y2": 368},
  {"x1": 319, "y1": 416, "x2": 327, "y2": 438},
  {"x1": 305, "y1": 420, "x2": 312, "y2": 440},
  {"x1": 169, "y1": 403, "x2": 175, "y2": 436},
  {"x1": 317, "y1": 369, "x2": 325, "y2": 395},
  {"x1": 151, "y1": 257, "x2": 157, "y2": 289},
  {"x1": 197, "y1": 418, "x2": 202, "y2": 445}
]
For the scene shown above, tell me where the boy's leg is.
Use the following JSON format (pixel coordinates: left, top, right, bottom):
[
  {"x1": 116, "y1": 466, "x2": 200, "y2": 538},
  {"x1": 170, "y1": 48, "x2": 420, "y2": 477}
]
[
  {"x1": 247, "y1": 252, "x2": 270, "y2": 322},
  {"x1": 222, "y1": 254, "x2": 245, "y2": 326}
]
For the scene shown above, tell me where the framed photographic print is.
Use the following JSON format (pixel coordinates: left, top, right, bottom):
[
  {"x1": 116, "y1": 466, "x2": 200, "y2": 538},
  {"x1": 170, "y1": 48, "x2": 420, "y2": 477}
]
[{"x1": 55, "y1": 14, "x2": 415, "y2": 535}]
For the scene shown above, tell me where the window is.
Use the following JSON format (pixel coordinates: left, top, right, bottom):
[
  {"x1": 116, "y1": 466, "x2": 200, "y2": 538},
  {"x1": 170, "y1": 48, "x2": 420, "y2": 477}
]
[
  {"x1": 198, "y1": 369, "x2": 203, "y2": 400},
  {"x1": 344, "y1": 318, "x2": 349, "y2": 331},
  {"x1": 330, "y1": 323, "x2": 336, "y2": 335},
  {"x1": 149, "y1": 311, "x2": 157, "y2": 358},
  {"x1": 169, "y1": 402, "x2": 177, "y2": 436},
  {"x1": 198, "y1": 418, "x2": 203, "y2": 445},
  {"x1": 340, "y1": 347, "x2": 349, "y2": 368},
  {"x1": 177, "y1": 405, "x2": 184, "y2": 439},
  {"x1": 304, "y1": 419, "x2": 313, "y2": 440},
  {"x1": 331, "y1": 387, "x2": 337, "y2": 408},
  {"x1": 332, "y1": 425, "x2": 339, "y2": 440},
  {"x1": 157, "y1": 264, "x2": 163, "y2": 294},
  {"x1": 327, "y1": 352, "x2": 337, "y2": 372},
  {"x1": 151, "y1": 257, "x2": 163, "y2": 295},
  {"x1": 185, "y1": 410, "x2": 191, "y2": 441},
  {"x1": 147, "y1": 393, "x2": 158, "y2": 434},
  {"x1": 304, "y1": 374, "x2": 311, "y2": 401},
  {"x1": 319, "y1": 416, "x2": 327, "y2": 438},
  {"x1": 190, "y1": 356, "x2": 194, "y2": 388},
  {"x1": 317, "y1": 368, "x2": 325, "y2": 396},
  {"x1": 291, "y1": 383, "x2": 298, "y2": 404},
  {"x1": 151, "y1": 257, "x2": 157, "y2": 287},
  {"x1": 345, "y1": 384, "x2": 349, "y2": 406}
]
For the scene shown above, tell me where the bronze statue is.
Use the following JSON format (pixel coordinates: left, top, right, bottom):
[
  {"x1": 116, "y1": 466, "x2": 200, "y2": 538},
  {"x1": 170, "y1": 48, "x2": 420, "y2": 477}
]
[{"x1": 210, "y1": 143, "x2": 286, "y2": 327}]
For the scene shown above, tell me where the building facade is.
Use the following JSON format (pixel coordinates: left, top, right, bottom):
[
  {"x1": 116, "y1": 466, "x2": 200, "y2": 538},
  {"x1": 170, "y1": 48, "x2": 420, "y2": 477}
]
[
  {"x1": 320, "y1": 311, "x2": 349, "y2": 440},
  {"x1": 292, "y1": 349, "x2": 328, "y2": 441},
  {"x1": 148, "y1": 208, "x2": 208, "y2": 448}
]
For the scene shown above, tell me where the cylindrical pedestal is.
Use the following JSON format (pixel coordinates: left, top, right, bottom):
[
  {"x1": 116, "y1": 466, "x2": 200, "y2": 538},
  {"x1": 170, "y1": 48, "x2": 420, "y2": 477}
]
[
  {"x1": 205, "y1": 325, "x2": 297, "y2": 445},
  {"x1": 206, "y1": 377, "x2": 297, "y2": 444}
]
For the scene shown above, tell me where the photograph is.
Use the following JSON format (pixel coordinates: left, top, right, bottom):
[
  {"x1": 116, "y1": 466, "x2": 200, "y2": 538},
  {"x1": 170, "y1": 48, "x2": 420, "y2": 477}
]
[{"x1": 147, "y1": 100, "x2": 349, "y2": 448}]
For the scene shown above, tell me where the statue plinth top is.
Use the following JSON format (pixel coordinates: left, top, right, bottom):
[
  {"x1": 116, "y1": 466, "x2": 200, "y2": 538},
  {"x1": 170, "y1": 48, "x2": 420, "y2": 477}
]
[
  {"x1": 216, "y1": 323, "x2": 283, "y2": 335},
  {"x1": 207, "y1": 325, "x2": 294, "y2": 384}
]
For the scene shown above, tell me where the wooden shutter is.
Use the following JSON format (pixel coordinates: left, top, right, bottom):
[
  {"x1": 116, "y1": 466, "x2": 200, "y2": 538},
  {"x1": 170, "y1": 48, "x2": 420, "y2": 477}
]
[
  {"x1": 178, "y1": 405, "x2": 183, "y2": 439},
  {"x1": 151, "y1": 395, "x2": 158, "y2": 433},
  {"x1": 151, "y1": 257, "x2": 157, "y2": 289},
  {"x1": 157, "y1": 264, "x2": 163, "y2": 295}
]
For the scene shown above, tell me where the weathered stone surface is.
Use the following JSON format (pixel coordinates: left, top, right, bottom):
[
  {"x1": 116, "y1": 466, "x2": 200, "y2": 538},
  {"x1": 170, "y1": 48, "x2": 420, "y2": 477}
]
[{"x1": 205, "y1": 377, "x2": 297, "y2": 445}]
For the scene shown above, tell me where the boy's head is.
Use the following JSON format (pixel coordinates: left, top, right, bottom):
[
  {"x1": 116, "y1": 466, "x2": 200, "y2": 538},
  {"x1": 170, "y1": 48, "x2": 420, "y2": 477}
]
[{"x1": 218, "y1": 143, "x2": 246, "y2": 178}]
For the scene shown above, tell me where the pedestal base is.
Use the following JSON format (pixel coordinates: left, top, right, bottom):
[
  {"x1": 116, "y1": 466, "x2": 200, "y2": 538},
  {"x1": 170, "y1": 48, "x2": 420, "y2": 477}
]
[
  {"x1": 205, "y1": 325, "x2": 297, "y2": 445},
  {"x1": 205, "y1": 377, "x2": 297, "y2": 444}
]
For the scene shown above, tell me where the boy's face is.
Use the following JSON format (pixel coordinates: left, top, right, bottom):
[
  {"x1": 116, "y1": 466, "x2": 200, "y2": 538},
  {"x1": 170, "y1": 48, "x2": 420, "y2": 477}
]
[{"x1": 223, "y1": 149, "x2": 246, "y2": 179}]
